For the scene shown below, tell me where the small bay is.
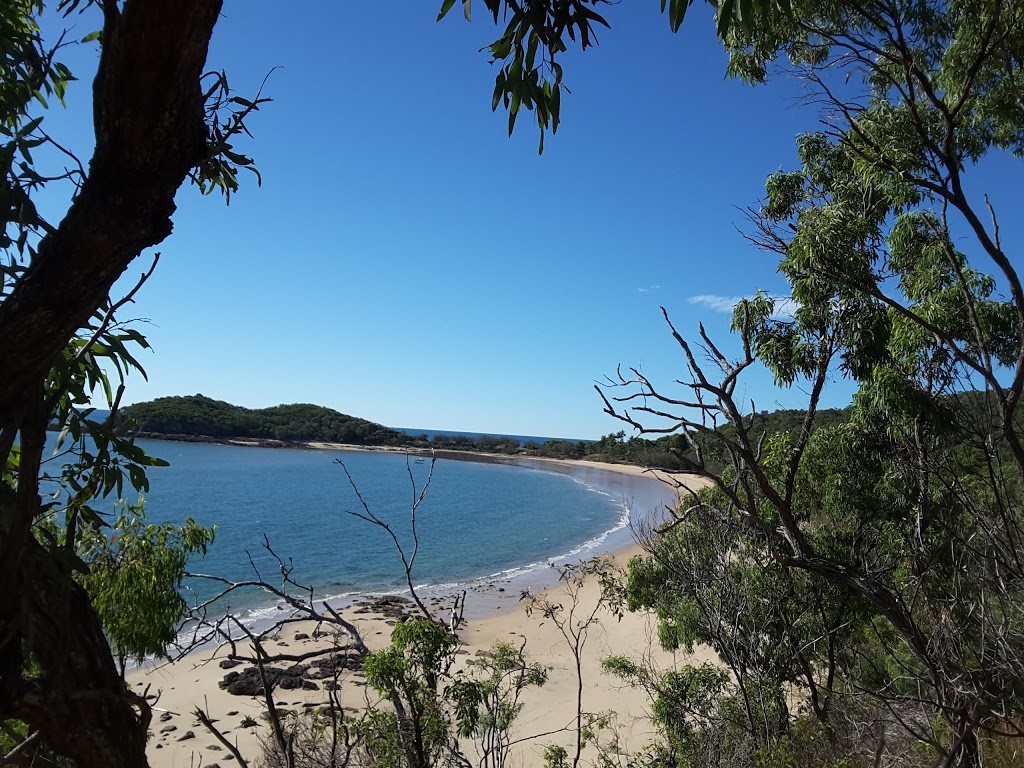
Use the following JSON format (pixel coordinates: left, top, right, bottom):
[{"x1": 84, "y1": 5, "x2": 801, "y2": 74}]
[{"x1": 53, "y1": 438, "x2": 674, "y2": 623}]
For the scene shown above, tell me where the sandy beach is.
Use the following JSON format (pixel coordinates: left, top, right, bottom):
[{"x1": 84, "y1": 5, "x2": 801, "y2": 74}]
[{"x1": 128, "y1": 456, "x2": 714, "y2": 767}]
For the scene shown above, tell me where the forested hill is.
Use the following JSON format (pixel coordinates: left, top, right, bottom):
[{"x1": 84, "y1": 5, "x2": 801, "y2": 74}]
[
  {"x1": 711, "y1": 406, "x2": 851, "y2": 446},
  {"x1": 119, "y1": 395, "x2": 409, "y2": 446},
  {"x1": 116, "y1": 394, "x2": 859, "y2": 463},
  {"x1": 560, "y1": 406, "x2": 852, "y2": 469}
]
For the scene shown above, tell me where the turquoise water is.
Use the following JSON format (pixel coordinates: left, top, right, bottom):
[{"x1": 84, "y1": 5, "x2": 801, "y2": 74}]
[{"x1": 45, "y1": 438, "x2": 674, "y2": 623}]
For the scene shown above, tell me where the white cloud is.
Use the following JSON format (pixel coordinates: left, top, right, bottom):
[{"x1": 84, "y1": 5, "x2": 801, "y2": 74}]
[
  {"x1": 769, "y1": 297, "x2": 798, "y2": 319},
  {"x1": 636, "y1": 284, "x2": 662, "y2": 294},
  {"x1": 688, "y1": 294, "x2": 798, "y2": 320},
  {"x1": 688, "y1": 294, "x2": 746, "y2": 313}
]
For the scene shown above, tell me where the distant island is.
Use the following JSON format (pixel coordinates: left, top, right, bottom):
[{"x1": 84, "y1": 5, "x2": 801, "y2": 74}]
[{"x1": 117, "y1": 394, "x2": 855, "y2": 471}]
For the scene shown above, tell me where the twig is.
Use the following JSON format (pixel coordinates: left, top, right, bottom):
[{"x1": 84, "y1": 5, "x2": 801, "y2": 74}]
[{"x1": 194, "y1": 702, "x2": 250, "y2": 768}]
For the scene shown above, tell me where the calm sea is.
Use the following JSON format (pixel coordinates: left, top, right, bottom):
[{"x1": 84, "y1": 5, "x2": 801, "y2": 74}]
[
  {"x1": 393, "y1": 427, "x2": 590, "y2": 444},
  {"x1": 42, "y1": 437, "x2": 674, "y2": 625}
]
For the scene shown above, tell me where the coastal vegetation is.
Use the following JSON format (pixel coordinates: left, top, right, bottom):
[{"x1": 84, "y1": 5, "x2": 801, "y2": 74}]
[
  {"x1": 0, "y1": 1, "x2": 1020, "y2": 768},
  {"x1": 593, "y1": 0, "x2": 1024, "y2": 762},
  {"x1": 118, "y1": 393, "x2": 858, "y2": 472},
  {"x1": 120, "y1": 395, "x2": 411, "y2": 446}
]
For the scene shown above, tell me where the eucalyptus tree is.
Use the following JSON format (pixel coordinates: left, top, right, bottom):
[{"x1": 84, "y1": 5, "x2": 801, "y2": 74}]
[{"x1": 599, "y1": 0, "x2": 1024, "y2": 763}]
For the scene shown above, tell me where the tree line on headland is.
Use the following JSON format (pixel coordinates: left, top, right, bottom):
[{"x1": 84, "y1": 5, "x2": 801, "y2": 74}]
[{"x1": 117, "y1": 393, "x2": 856, "y2": 470}]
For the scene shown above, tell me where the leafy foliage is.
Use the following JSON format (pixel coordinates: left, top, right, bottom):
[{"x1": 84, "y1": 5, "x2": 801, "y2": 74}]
[
  {"x1": 0, "y1": 0, "x2": 79, "y2": 258},
  {"x1": 438, "y1": 0, "x2": 802, "y2": 151},
  {"x1": 360, "y1": 617, "x2": 547, "y2": 768},
  {"x1": 602, "y1": 656, "x2": 731, "y2": 763},
  {"x1": 76, "y1": 500, "x2": 214, "y2": 667}
]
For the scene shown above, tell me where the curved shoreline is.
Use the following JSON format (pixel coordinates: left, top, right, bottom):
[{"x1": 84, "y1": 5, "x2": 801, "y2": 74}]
[
  {"x1": 132, "y1": 446, "x2": 712, "y2": 767},
  {"x1": 231, "y1": 447, "x2": 698, "y2": 624},
  {"x1": 446, "y1": 455, "x2": 693, "y2": 616},
  {"x1": 298, "y1": 443, "x2": 698, "y2": 618},
  {"x1": 137, "y1": 431, "x2": 701, "y2": 621},
  {"x1": 139, "y1": 435, "x2": 703, "y2": 641}
]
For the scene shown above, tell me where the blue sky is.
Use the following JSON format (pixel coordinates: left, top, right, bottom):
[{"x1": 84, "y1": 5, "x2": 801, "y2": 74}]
[{"x1": 35, "y1": 1, "x2": 1023, "y2": 439}]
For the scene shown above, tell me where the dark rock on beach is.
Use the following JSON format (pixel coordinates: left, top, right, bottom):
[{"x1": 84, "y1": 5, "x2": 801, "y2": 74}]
[
  {"x1": 219, "y1": 658, "x2": 347, "y2": 696},
  {"x1": 278, "y1": 675, "x2": 318, "y2": 691},
  {"x1": 351, "y1": 595, "x2": 417, "y2": 620}
]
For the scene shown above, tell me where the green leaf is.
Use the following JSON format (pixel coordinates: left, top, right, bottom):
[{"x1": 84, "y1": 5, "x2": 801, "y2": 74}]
[
  {"x1": 436, "y1": 0, "x2": 457, "y2": 21},
  {"x1": 668, "y1": 0, "x2": 689, "y2": 32},
  {"x1": 739, "y1": 0, "x2": 754, "y2": 28},
  {"x1": 717, "y1": 0, "x2": 737, "y2": 36},
  {"x1": 526, "y1": 33, "x2": 539, "y2": 72}
]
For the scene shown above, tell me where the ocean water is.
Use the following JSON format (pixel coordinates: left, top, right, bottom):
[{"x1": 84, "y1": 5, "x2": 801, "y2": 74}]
[
  {"x1": 43, "y1": 437, "x2": 675, "y2": 624},
  {"x1": 393, "y1": 427, "x2": 590, "y2": 445}
]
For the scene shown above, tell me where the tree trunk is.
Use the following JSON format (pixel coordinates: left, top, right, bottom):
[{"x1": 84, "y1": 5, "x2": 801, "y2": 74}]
[
  {"x1": 12, "y1": 537, "x2": 152, "y2": 768},
  {"x1": 0, "y1": 0, "x2": 222, "y2": 426},
  {"x1": 0, "y1": 1, "x2": 224, "y2": 765}
]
